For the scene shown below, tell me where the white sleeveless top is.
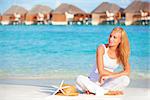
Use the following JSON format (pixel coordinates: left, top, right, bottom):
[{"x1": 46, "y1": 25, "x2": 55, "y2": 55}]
[
  {"x1": 102, "y1": 44, "x2": 119, "y2": 72},
  {"x1": 88, "y1": 44, "x2": 119, "y2": 82}
]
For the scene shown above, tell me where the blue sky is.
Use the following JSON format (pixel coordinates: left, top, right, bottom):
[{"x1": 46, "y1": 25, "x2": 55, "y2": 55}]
[{"x1": 0, "y1": 0, "x2": 149, "y2": 14}]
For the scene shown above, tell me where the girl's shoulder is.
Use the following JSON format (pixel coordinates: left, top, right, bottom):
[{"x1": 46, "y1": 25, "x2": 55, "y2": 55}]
[
  {"x1": 97, "y1": 44, "x2": 108, "y2": 54},
  {"x1": 97, "y1": 44, "x2": 108, "y2": 49}
]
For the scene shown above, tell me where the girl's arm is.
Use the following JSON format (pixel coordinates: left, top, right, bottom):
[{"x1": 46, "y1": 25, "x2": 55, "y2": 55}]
[
  {"x1": 96, "y1": 45, "x2": 114, "y2": 76},
  {"x1": 100, "y1": 61, "x2": 130, "y2": 85},
  {"x1": 102, "y1": 62, "x2": 130, "y2": 79}
]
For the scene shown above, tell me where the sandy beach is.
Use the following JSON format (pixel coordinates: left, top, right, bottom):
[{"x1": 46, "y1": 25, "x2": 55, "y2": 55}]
[{"x1": 0, "y1": 78, "x2": 149, "y2": 100}]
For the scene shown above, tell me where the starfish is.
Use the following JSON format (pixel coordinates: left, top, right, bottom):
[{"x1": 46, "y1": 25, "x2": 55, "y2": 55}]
[{"x1": 49, "y1": 80, "x2": 70, "y2": 95}]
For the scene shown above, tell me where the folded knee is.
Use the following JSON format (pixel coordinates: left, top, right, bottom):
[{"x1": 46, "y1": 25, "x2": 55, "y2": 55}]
[
  {"x1": 120, "y1": 75, "x2": 130, "y2": 87},
  {"x1": 76, "y1": 75, "x2": 84, "y2": 83},
  {"x1": 76, "y1": 75, "x2": 87, "y2": 84}
]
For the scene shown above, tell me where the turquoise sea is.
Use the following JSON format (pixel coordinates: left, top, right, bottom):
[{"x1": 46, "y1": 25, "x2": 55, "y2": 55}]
[{"x1": 0, "y1": 25, "x2": 149, "y2": 79}]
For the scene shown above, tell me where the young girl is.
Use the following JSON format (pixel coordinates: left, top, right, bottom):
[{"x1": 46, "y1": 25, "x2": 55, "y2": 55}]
[{"x1": 76, "y1": 27, "x2": 130, "y2": 95}]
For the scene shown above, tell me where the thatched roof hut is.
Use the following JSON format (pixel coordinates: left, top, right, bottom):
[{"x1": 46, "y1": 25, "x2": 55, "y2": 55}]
[
  {"x1": 3, "y1": 5, "x2": 27, "y2": 15},
  {"x1": 92, "y1": 2, "x2": 121, "y2": 14},
  {"x1": 0, "y1": 14, "x2": 2, "y2": 21},
  {"x1": 124, "y1": 1, "x2": 150, "y2": 25},
  {"x1": 1, "y1": 5, "x2": 28, "y2": 25},
  {"x1": 27, "y1": 5, "x2": 52, "y2": 15},
  {"x1": 53, "y1": 3, "x2": 85, "y2": 14},
  {"x1": 51, "y1": 3, "x2": 88, "y2": 25},
  {"x1": 124, "y1": 1, "x2": 150, "y2": 13},
  {"x1": 0, "y1": 14, "x2": 2, "y2": 24},
  {"x1": 91, "y1": 2, "x2": 122, "y2": 25},
  {"x1": 25, "y1": 5, "x2": 52, "y2": 25}
]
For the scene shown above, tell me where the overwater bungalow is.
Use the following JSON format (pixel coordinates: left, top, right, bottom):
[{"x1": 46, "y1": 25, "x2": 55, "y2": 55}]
[
  {"x1": 124, "y1": 1, "x2": 150, "y2": 25},
  {"x1": 0, "y1": 14, "x2": 2, "y2": 24},
  {"x1": 1, "y1": 5, "x2": 28, "y2": 25},
  {"x1": 73, "y1": 13, "x2": 91, "y2": 25},
  {"x1": 91, "y1": 2, "x2": 123, "y2": 25},
  {"x1": 51, "y1": 3, "x2": 91, "y2": 25},
  {"x1": 25, "y1": 5, "x2": 52, "y2": 25}
]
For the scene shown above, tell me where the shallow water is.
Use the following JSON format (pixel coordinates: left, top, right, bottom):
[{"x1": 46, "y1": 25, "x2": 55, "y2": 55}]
[{"x1": 0, "y1": 25, "x2": 149, "y2": 79}]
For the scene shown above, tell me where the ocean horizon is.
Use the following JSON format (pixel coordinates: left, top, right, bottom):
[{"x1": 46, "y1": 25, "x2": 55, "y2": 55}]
[{"x1": 0, "y1": 25, "x2": 149, "y2": 79}]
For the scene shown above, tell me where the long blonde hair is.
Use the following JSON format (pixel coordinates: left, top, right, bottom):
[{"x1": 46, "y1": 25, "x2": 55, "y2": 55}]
[{"x1": 112, "y1": 27, "x2": 130, "y2": 66}]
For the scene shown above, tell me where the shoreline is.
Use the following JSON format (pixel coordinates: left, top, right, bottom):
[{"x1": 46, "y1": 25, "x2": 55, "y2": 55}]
[
  {"x1": 0, "y1": 70, "x2": 149, "y2": 80},
  {"x1": 0, "y1": 77, "x2": 149, "y2": 88}
]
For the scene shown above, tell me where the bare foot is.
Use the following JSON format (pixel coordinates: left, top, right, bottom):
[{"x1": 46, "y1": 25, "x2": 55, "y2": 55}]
[
  {"x1": 104, "y1": 91, "x2": 123, "y2": 96},
  {"x1": 84, "y1": 90, "x2": 95, "y2": 95}
]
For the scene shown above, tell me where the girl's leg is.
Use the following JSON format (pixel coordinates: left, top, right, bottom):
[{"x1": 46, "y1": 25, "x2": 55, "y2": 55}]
[
  {"x1": 102, "y1": 75, "x2": 130, "y2": 91},
  {"x1": 76, "y1": 75, "x2": 97, "y2": 92},
  {"x1": 76, "y1": 75, "x2": 106, "y2": 95}
]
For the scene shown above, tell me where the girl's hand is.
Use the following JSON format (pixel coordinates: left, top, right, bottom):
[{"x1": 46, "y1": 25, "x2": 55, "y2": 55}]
[
  {"x1": 99, "y1": 77, "x2": 104, "y2": 86},
  {"x1": 99, "y1": 75, "x2": 110, "y2": 86}
]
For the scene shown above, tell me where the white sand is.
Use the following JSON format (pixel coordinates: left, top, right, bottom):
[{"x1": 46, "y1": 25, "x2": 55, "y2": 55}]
[{"x1": 0, "y1": 84, "x2": 149, "y2": 100}]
